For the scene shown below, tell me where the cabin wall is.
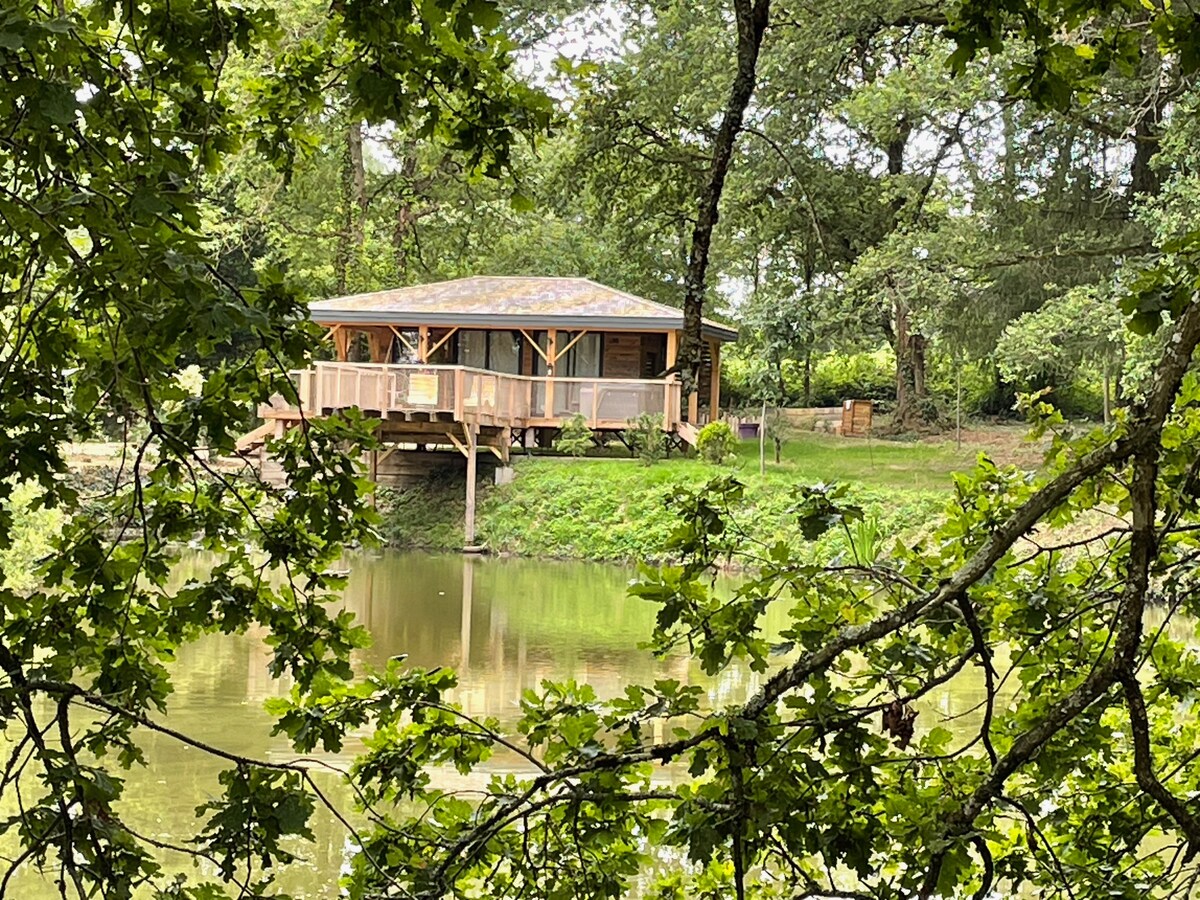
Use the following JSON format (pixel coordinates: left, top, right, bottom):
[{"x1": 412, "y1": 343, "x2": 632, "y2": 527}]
[{"x1": 602, "y1": 334, "x2": 642, "y2": 378}]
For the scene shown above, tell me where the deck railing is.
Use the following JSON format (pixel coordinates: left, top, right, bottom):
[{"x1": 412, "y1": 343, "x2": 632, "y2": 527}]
[{"x1": 287, "y1": 362, "x2": 680, "y2": 429}]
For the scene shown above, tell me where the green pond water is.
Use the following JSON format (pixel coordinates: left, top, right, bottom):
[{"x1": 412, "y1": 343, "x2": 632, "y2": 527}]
[{"x1": 8, "y1": 550, "x2": 1139, "y2": 898}]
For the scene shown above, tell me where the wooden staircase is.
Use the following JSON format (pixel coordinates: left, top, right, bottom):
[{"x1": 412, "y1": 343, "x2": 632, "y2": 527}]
[
  {"x1": 235, "y1": 421, "x2": 275, "y2": 455},
  {"x1": 676, "y1": 421, "x2": 699, "y2": 447}
]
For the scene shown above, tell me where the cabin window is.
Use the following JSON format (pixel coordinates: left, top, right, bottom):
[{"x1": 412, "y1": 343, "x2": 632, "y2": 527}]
[
  {"x1": 457, "y1": 330, "x2": 487, "y2": 368},
  {"x1": 533, "y1": 332, "x2": 603, "y2": 377},
  {"x1": 488, "y1": 331, "x2": 521, "y2": 374},
  {"x1": 568, "y1": 333, "x2": 601, "y2": 378},
  {"x1": 456, "y1": 329, "x2": 522, "y2": 373},
  {"x1": 392, "y1": 330, "x2": 419, "y2": 363}
]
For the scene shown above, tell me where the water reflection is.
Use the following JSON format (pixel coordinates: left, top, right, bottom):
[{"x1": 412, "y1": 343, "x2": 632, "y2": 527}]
[
  {"x1": 15, "y1": 553, "x2": 1190, "y2": 897},
  {"x1": 8, "y1": 552, "x2": 736, "y2": 898}
]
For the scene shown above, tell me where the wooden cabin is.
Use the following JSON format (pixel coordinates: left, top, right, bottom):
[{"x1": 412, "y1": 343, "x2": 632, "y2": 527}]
[
  {"x1": 259, "y1": 276, "x2": 735, "y2": 444},
  {"x1": 243, "y1": 276, "x2": 737, "y2": 543}
]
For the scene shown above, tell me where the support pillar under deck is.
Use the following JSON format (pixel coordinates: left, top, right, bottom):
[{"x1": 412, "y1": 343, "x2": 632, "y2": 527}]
[{"x1": 463, "y1": 422, "x2": 481, "y2": 552}]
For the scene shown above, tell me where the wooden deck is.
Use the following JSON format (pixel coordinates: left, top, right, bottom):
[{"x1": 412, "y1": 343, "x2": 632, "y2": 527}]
[
  {"x1": 245, "y1": 362, "x2": 694, "y2": 550},
  {"x1": 261, "y1": 362, "x2": 685, "y2": 433}
]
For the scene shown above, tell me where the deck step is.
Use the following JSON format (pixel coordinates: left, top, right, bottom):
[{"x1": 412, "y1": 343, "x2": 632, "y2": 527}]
[
  {"x1": 235, "y1": 421, "x2": 275, "y2": 454},
  {"x1": 676, "y1": 421, "x2": 700, "y2": 447}
]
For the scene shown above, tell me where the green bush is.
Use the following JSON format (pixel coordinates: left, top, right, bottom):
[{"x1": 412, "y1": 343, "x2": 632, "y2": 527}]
[
  {"x1": 696, "y1": 421, "x2": 737, "y2": 465},
  {"x1": 553, "y1": 414, "x2": 594, "y2": 457},
  {"x1": 623, "y1": 413, "x2": 666, "y2": 466},
  {"x1": 804, "y1": 348, "x2": 896, "y2": 406}
]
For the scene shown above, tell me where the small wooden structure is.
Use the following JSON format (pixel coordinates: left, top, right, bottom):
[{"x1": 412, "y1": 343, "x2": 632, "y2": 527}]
[
  {"x1": 840, "y1": 400, "x2": 873, "y2": 437},
  {"x1": 242, "y1": 276, "x2": 738, "y2": 548}
]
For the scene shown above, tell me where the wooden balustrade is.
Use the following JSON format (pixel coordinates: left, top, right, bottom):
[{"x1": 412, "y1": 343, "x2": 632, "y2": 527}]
[{"x1": 287, "y1": 361, "x2": 679, "y2": 430}]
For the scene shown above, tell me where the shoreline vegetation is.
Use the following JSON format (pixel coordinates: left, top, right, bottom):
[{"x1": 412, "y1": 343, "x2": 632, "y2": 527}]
[
  {"x1": 25, "y1": 426, "x2": 1047, "y2": 577},
  {"x1": 378, "y1": 427, "x2": 1044, "y2": 563}
]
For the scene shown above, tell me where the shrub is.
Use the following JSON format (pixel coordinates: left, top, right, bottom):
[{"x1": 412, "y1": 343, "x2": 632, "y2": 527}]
[
  {"x1": 553, "y1": 414, "x2": 594, "y2": 457},
  {"x1": 623, "y1": 413, "x2": 666, "y2": 466},
  {"x1": 806, "y1": 348, "x2": 896, "y2": 406},
  {"x1": 696, "y1": 421, "x2": 737, "y2": 465}
]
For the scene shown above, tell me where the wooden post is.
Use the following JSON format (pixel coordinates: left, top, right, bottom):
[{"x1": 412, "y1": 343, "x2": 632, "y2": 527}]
[
  {"x1": 708, "y1": 339, "x2": 721, "y2": 422},
  {"x1": 667, "y1": 330, "x2": 689, "y2": 423},
  {"x1": 418, "y1": 325, "x2": 429, "y2": 363},
  {"x1": 333, "y1": 326, "x2": 351, "y2": 362},
  {"x1": 367, "y1": 328, "x2": 391, "y2": 363},
  {"x1": 545, "y1": 328, "x2": 558, "y2": 419},
  {"x1": 464, "y1": 423, "x2": 478, "y2": 548}
]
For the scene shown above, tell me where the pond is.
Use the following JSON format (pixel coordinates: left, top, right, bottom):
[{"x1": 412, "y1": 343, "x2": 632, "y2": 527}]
[{"x1": 7, "y1": 550, "x2": 1067, "y2": 897}]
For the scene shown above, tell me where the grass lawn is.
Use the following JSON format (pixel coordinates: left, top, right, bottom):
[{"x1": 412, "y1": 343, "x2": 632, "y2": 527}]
[
  {"x1": 380, "y1": 428, "x2": 1045, "y2": 561},
  {"x1": 727, "y1": 432, "x2": 977, "y2": 492}
]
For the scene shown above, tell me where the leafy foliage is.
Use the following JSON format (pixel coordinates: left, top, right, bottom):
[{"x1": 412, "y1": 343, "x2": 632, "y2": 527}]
[
  {"x1": 552, "y1": 414, "x2": 595, "y2": 457},
  {"x1": 0, "y1": 0, "x2": 547, "y2": 896},
  {"x1": 11, "y1": 0, "x2": 1200, "y2": 897},
  {"x1": 623, "y1": 413, "x2": 667, "y2": 466},
  {"x1": 332, "y1": 295, "x2": 1200, "y2": 898},
  {"x1": 996, "y1": 285, "x2": 1124, "y2": 387},
  {"x1": 695, "y1": 421, "x2": 737, "y2": 465}
]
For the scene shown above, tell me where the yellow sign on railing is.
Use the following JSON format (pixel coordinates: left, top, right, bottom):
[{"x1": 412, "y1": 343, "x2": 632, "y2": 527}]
[{"x1": 408, "y1": 373, "x2": 439, "y2": 406}]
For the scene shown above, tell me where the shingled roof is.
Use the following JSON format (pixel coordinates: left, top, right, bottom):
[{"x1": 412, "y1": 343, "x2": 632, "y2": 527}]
[{"x1": 309, "y1": 276, "x2": 737, "y2": 341}]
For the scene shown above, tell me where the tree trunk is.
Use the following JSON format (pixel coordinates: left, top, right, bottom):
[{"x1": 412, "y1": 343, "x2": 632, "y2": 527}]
[
  {"x1": 882, "y1": 120, "x2": 936, "y2": 433},
  {"x1": 678, "y1": 0, "x2": 771, "y2": 389},
  {"x1": 1129, "y1": 47, "x2": 1167, "y2": 200},
  {"x1": 890, "y1": 298, "x2": 932, "y2": 432},
  {"x1": 334, "y1": 118, "x2": 366, "y2": 294},
  {"x1": 392, "y1": 151, "x2": 419, "y2": 275},
  {"x1": 1129, "y1": 95, "x2": 1164, "y2": 200}
]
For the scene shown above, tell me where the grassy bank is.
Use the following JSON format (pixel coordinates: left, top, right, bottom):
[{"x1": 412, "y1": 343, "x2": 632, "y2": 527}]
[{"x1": 379, "y1": 431, "x2": 1021, "y2": 562}]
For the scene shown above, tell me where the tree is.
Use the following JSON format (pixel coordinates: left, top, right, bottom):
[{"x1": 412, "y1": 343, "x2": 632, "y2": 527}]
[
  {"x1": 0, "y1": 0, "x2": 547, "y2": 897},
  {"x1": 252, "y1": 6, "x2": 1200, "y2": 899},
  {"x1": 995, "y1": 284, "x2": 1125, "y2": 419}
]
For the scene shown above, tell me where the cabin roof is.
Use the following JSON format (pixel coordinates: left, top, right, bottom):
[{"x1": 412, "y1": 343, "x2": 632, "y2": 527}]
[{"x1": 308, "y1": 276, "x2": 738, "y2": 342}]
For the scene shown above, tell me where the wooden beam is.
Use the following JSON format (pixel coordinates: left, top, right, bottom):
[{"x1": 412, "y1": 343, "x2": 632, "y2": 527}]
[
  {"x1": 332, "y1": 325, "x2": 351, "y2": 362},
  {"x1": 544, "y1": 329, "x2": 557, "y2": 419},
  {"x1": 666, "y1": 330, "x2": 678, "y2": 370},
  {"x1": 367, "y1": 327, "x2": 392, "y2": 363},
  {"x1": 520, "y1": 329, "x2": 549, "y2": 365},
  {"x1": 709, "y1": 339, "x2": 721, "y2": 422},
  {"x1": 427, "y1": 327, "x2": 459, "y2": 360},
  {"x1": 418, "y1": 326, "x2": 430, "y2": 363},
  {"x1": 688, "y1": 387, "x2": 699, "y2": 424},
  {"x1": 464, "y1": 423, "x2": 478, "y2": 547},
  {"x1": 389, "y1": 325, "x2": 416, "y2": 356},
  {"x1": 375, "y1": 419, "x2": 507, "y2": 437},
  {"x1": 445, "y1": 430, "x2": 469, "y2": 457},
  {"x1": 551, "y1": 329, "x2": 589, "y2": 363}
]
